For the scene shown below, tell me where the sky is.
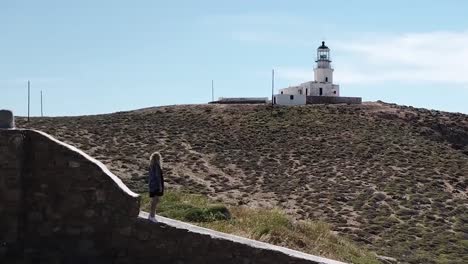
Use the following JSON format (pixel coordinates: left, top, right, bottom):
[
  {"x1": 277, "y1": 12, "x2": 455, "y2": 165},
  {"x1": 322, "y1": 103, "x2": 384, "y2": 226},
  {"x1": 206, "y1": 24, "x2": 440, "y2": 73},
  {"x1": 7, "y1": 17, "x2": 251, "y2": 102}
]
[{"x1": 1, "y1": 0, "x2": 468, "y2": 116}]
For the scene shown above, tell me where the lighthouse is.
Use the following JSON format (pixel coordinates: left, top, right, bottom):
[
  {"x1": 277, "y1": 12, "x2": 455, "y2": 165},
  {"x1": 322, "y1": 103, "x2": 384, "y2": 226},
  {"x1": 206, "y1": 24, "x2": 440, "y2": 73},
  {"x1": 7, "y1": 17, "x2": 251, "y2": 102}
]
[
  {"x1": 273, "y1": 41, "x2": 360, "y2": 105},
  {"x1": 276, "y1": 41, "x2": 340, "y2": 99},
  {"x1": 314, "y1": 41, "x2": 334, "y2": 85}
]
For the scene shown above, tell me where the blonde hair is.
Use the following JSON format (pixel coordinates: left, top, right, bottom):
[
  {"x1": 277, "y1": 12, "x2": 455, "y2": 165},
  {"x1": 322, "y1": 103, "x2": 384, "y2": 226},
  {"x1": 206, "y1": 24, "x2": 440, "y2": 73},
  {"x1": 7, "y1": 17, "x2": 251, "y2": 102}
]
[{"x1": 150, "y1": 152, "x2": 162, "y2": 167}]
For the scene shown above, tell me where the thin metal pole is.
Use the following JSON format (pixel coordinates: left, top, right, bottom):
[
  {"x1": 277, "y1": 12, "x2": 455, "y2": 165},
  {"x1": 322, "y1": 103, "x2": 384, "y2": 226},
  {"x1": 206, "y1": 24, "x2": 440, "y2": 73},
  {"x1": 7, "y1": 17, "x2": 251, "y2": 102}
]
[
  {"x1": 40, "y1": 90, "x2": 43, "y2": 117},
  {"x1": 27, "y1": 80, "x2": 30, "y2": 122},
  {"x1": 211, "y1": 80, "x2": 214, "y2": 102},
  {"x1": 271, "y1": 69, "x2": 274, "y2": 106}
]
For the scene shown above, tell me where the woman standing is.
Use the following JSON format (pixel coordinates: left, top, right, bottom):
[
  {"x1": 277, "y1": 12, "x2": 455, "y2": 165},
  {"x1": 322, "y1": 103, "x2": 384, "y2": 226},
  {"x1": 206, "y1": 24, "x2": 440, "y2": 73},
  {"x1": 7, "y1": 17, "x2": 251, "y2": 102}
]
[{"x1": 148, "y1": 152, "x2": 164, "y2": 222}]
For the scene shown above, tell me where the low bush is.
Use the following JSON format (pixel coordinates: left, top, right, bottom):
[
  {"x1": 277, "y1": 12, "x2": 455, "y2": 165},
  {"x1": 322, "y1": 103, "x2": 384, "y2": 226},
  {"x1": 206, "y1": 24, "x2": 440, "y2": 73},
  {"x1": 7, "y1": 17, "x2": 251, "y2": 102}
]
[{"x1": 140, "y1": 191, "x2": 230, "y2": 222}]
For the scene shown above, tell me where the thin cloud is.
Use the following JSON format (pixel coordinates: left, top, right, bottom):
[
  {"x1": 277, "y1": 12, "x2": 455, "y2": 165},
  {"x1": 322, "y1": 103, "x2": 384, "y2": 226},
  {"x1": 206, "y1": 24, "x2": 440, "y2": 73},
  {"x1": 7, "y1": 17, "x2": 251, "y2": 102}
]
[
  {"x1": 203, "y1": 13, "x2": 468, "y2": 86},
  {"x1": 230, "y1": 31, "x2": 313, "y2": 47},
  {"x1": 275, "y1": 67, "x2": 313, "y2": 83},
  {"x1": 0, "y1": 77, "x2": 64, "y2": 85},
  {"x1": 201, "y1": 13, "x2": 333, "y2": 47},
  {"x1": 201, "y1": 13, "x2": 307, "y2": 27},
  {"x1": 278, "y1": 31, "x2": 468, "y2": 85}
]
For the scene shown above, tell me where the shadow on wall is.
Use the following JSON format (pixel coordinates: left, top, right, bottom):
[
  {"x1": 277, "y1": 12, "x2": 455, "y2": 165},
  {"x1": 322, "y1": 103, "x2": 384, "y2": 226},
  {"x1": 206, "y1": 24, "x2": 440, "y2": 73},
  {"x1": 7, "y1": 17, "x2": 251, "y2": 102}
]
[{"x1": 0, "y1": 128, "x2": 344, "y2": 264}]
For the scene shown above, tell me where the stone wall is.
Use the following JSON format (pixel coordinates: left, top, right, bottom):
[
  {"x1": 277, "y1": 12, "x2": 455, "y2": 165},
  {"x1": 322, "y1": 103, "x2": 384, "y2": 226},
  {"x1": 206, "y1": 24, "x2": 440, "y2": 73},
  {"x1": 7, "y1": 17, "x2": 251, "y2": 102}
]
[
  {"x1": 306, "y1": 96, "x2": 362, "y2": 105},
  {"x1": 0, "y1": 129, "x2": 345, "y2": 264},
  {"x1": 0, "y1": 130, "x2": 24, "y2": 256},
  {"x1": 1, "y1": 129, "x2": 140, "y2": 263}
]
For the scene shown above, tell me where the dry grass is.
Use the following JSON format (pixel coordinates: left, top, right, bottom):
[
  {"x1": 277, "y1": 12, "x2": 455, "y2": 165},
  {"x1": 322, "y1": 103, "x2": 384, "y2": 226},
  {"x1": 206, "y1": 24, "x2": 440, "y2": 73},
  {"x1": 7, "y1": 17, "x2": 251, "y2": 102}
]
[
  {"x1": 140, "y1": 190, "x2": 379, "y2": 264},
  {"x1": 17, "y1": 102, "x2": 468, "y2": 263}
]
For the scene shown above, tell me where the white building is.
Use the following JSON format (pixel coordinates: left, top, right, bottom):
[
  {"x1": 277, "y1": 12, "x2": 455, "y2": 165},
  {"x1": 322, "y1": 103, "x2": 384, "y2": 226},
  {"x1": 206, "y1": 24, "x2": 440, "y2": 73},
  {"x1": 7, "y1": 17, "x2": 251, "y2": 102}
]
[
  {"x1": 274, "y1": 41, "x2": 341, "y2": 105},
  {"x1": 273, "y1": 94, "x2": 306, "y2": 106}
]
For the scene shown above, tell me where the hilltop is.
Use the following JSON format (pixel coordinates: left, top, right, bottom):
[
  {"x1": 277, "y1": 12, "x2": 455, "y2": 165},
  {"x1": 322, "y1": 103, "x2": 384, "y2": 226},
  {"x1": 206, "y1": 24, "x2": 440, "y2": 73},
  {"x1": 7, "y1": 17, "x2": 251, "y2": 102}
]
[{"x1": 17, "y1": 102, "x2": 468, "y2": 263}]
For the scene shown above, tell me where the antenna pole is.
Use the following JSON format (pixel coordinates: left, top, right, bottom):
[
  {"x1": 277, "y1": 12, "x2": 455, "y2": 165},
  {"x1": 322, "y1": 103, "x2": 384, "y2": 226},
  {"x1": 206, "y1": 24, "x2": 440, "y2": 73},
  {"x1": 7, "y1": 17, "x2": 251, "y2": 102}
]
[
  {"x1": 211, "y1": 80, "x2": 214, "y2": 102},
  {"x1": 40, "y1": 90, "x2": 43, "y2": 117},
  {"x1": 271, "y1": 69, "x2": 274, "y2": 106},
  {"x1": 27, "y1": 80, "x2": 30, "y2": 122}
]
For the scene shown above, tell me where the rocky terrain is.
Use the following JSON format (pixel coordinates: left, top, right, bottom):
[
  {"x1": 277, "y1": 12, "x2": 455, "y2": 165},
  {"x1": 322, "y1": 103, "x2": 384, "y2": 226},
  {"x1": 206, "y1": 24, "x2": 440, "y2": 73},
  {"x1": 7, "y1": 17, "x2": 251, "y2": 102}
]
[{"x1": 17, "y1": 101, "x2": 468, "y2": 263}]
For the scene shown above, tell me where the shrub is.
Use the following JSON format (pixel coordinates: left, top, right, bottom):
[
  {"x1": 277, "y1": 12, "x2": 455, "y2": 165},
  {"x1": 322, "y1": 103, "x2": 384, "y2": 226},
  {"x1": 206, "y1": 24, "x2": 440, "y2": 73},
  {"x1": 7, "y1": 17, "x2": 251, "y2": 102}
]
[{"x1": 140, "y1": 190, "x2": 231, "y2": 222}]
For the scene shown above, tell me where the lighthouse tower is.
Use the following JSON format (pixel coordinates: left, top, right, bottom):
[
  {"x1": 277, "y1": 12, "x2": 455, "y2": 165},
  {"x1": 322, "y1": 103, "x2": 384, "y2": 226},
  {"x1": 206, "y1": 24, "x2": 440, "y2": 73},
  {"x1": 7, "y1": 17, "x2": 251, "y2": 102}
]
[
  {"x1": 314, "y1": 41, "x2": 334, "y2": 84},
  {"x1": 275, "y1": 41, "x2": 342, "y2": 105}
]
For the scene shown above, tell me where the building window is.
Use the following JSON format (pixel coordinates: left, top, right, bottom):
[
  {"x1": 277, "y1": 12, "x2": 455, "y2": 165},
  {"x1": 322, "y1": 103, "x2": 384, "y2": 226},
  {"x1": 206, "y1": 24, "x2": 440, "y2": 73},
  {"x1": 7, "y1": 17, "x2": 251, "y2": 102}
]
[
  {"x1": 281, "y1": 91, "x2": 283, "y2": 94},
  {"x1": 333, "y1": 91, "x2": 337, "y2": 94},
  {"x1": 290, "y1": 95, "x2": 294, "y2": 100},
  {"x1": 319, "y1": 88, "x2": 323, "y2": 96},
  {"x1": 299, "y1": 89, "x2": 303, "y2": 95},
  {"x1": 325, "y1": 77, "x2": 328, "y2": 82},
  {"x1": 306, "y1": 88, "x2": 308, "y2": 95}
]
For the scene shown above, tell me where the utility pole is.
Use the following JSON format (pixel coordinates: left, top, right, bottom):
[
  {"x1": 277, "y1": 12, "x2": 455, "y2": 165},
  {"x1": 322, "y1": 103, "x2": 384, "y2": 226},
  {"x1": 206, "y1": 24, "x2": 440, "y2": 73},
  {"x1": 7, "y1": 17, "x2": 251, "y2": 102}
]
[
  {"x1": 40, "y1": 90, "x2": 43, "y2": 117},
  {"x1": 271, "y1": 69, "x2": 274, "y2": 106},
  {"x1": 27, "y1": 80, "x2": 30, "y2": 122},
  {"x1": 211, "y1": 80, "x2": 214, "y2": 102}
]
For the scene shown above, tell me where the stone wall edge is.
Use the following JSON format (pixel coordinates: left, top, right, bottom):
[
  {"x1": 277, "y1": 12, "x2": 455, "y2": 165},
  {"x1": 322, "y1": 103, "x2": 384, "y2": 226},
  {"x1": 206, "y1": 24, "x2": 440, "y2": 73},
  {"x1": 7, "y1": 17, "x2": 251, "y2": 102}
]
[{"x1": 138, "y1": 211, "x2": 347, "y2": 264}]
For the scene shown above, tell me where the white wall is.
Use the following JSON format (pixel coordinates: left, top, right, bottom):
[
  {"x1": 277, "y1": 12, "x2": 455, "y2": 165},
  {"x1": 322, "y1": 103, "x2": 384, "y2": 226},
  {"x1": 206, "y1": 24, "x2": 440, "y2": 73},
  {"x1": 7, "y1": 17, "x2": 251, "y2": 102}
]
[
  {"x1": 278, "y1": 83, "x2": 340, "y2": 97},
  {"x1": 308, "y1": 83, "x2": 339, "y2": 96},
  {"x1": 273, "y1": 94, "x2": 306, "y2": 106},
  {"x1": 278, "y1": 86, "x2": 303, "y2": 95},
  {"x1": 314, "y1": 68, "x2": 334, "y2": 83},
  {"x1": 332, "y1": 84, "x2": 340, "y2": 96}
]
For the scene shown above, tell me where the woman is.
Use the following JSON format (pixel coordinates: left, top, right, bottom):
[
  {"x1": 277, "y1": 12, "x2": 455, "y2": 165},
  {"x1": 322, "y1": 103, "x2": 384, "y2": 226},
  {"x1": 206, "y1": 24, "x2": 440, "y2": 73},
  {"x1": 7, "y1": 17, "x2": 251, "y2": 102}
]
[{"x1": 148, "y1": 152, "x2": 164, "y2": 222}]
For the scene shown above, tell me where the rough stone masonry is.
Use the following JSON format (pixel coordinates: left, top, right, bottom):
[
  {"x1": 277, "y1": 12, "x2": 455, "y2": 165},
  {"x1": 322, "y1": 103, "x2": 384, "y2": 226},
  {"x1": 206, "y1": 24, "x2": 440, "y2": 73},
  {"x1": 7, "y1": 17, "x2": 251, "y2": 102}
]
[{"x1": 0, "y1": 109, "x2": 15, "y2": 129}]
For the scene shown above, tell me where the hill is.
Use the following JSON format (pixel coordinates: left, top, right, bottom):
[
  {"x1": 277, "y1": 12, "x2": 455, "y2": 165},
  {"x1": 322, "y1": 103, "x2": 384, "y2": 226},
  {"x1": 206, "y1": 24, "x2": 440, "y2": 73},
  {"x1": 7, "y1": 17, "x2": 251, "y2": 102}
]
[{"x1": 17, "y1": 102, "x2": 468, "y2": 263}]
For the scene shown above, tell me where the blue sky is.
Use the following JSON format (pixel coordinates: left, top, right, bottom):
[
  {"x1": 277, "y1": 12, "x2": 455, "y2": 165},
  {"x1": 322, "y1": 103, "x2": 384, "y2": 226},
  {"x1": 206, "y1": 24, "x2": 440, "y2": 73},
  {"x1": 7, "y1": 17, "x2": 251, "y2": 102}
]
[{"x1": 2, "y1": 0, "x2": 468, "y2": 116}]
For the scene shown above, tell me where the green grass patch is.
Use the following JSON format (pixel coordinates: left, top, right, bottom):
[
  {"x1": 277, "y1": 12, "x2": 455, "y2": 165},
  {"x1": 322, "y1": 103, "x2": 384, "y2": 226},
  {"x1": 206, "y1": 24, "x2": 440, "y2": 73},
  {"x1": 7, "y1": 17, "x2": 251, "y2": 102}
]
[
  {"x1": 140, "y1": 191, "x2": 230, "y2": 222},
  {"x1": 141, "y1": 190, "x2": 379, "y2": 264}
]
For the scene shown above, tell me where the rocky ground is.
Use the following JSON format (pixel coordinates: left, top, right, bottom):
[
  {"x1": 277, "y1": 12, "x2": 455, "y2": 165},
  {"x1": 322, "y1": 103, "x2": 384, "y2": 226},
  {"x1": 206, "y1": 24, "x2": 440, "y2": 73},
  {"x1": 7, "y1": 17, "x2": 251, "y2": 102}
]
[{"x1": 17, "y1": 101, "x2": 468, "y2": 263}]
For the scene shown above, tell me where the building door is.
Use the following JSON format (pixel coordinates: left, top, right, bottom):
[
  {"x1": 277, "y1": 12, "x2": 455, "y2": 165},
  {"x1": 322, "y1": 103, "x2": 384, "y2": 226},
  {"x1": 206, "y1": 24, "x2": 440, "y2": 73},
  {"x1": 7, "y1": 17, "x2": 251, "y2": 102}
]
[
  {"x1": 306, "y1": 88, "x2": 308, "y2": 95},
  {"x1": 319, "y1": 88, "x2": 323, "y2": 96}
]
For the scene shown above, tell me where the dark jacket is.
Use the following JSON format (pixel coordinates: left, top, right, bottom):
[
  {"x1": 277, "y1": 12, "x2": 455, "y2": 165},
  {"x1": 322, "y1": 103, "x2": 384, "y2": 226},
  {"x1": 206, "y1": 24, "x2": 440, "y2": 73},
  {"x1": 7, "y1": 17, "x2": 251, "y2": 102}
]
[{"x1": 149, "y1": 163, "x2": 164, "y2": 196}]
